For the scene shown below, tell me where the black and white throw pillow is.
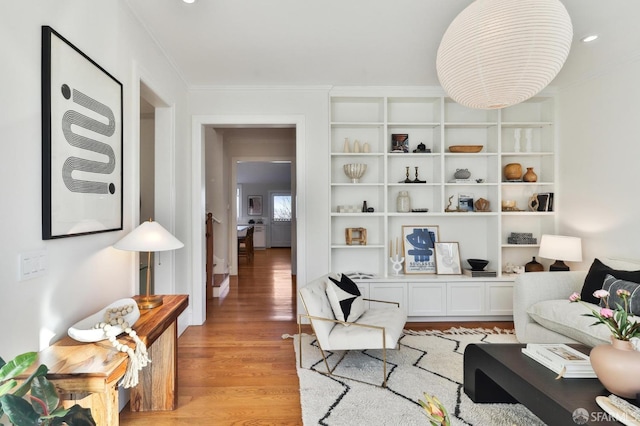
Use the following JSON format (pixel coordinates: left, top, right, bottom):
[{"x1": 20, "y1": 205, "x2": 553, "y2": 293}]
[{"x1": 325, "y1": 273, "x2": 365, "y2": 324}]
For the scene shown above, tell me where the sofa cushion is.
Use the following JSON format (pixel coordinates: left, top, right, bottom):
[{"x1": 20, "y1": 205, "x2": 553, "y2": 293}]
[
  {"x1": 601, "y1": 274, "x2": 640, "y2": 315},
  {"x1": 580, "y1": 258, "x2": 640, "y2": 304},
  {"x1": 526, "y1": 299, "x2": 612, "y2": 347},
  {"x1": 326, "y1": 273, "x2": 365, "y2": 323}
]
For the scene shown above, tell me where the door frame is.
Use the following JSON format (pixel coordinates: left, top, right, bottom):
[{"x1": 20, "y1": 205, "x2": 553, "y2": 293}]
[{"x1": 191, "y1": 115, "x2": 305, "y2": 325}]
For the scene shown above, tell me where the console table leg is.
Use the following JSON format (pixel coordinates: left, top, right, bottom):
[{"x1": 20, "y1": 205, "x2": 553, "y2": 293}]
[{"x1": 130, "y1": 321, "x2": 177, "y2": 411}]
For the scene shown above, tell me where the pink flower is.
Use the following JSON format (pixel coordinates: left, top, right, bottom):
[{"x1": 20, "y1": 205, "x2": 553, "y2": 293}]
[
  {"x1": 600, "y1": 308, "x2": 614, "y2": 319},
  {"x1": 593, "y1": 289, "x2": 610, "y2": 299},
  {"x1": 617, "y1": 289, "x2": 631, "y2": 297},
  {"x1": 569, "y1": 292, "x2": 580, "y2": 302}
]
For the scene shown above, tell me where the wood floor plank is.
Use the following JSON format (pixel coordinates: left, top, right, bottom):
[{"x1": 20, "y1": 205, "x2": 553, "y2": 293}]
[{"x1": 120, "y1": 247, "x2": 513, "y2": 425}]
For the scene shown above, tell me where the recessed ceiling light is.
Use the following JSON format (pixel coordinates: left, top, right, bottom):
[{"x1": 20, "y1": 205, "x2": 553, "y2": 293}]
[
  {"x1": 183, "y1": 0, "x2": 195, "y2": 3},
  {"x1": 581, "y1": 34, "x2": 599, "y2": 43}
]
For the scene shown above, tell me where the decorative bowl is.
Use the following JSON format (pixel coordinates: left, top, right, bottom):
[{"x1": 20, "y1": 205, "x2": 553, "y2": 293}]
[
  {"x1": 343, "y1": 163, "x2": 367, "y2": 183},
  {"x1": 467, "y1": 258, "x2": 489, "y2": 271},
  {"x1": 449, "y1": 145, "x2": 483, "y2": 153}
]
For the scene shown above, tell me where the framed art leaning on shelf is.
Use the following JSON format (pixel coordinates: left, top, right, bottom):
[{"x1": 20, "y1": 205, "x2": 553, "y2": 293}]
[
  {"x1": 435, "y1": 242, "x2": 462, "y2": 275},
  {"x1": 402, "y1": 225, "x2": 439, "y2": 274}
]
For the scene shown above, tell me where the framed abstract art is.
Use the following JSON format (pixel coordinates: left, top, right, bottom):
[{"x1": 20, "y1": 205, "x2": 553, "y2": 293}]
[{"x1": 42, "y1": 26, "x2": 123, "y2": 239}]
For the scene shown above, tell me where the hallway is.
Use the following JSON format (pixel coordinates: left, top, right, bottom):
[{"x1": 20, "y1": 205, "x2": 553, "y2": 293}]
[{"x1": 120, "y1": 248, "x2": 301, "y2": 425}]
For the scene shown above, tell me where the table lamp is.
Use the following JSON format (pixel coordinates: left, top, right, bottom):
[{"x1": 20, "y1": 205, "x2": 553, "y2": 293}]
[
  {"x1": 114, "y1": 219, "x2": 184, "y2": 309},
  {"x1": 538, "y1": 234, "x2": 582, "y2": 271}
]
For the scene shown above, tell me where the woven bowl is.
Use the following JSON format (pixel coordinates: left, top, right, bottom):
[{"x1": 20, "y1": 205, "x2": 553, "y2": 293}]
[
  {"x1": 343, "y1": 163, "x2": 367, "y2": 183},
  {"x1": 449, "y1": 145, "x2": 483, "y2": 153}
]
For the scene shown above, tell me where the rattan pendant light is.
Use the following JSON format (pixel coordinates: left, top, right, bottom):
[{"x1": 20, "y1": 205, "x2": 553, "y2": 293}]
[{"x1": 436, "y1": 0, "x2": 573, "y2": 110}]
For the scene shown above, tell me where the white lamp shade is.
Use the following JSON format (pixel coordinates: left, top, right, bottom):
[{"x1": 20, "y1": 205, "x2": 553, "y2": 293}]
[
  {"x1": 113, "y1": 220, "x2": 184, "y2": 252},
  {"x1": 538, "y1": 234, "x2": 582, "y2": 262},
  {"x1": 436, "y1": 0, "x2": 573, "y2": 110}
]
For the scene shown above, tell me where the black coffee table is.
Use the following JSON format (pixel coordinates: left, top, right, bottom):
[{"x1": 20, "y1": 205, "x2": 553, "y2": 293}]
[{"x1": 464, "y1": 343, "x2": 618, "y2": 426}]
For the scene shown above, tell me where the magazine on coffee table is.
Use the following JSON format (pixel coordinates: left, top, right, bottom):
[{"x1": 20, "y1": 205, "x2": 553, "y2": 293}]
[{"x1": 521, "y1": 343, "x2": 596, "y2": 378}]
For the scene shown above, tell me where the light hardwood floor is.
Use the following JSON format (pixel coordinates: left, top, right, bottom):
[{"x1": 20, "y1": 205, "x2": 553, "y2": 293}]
[{"x1": 120, "y1": 248, "x2": 512, "y2": 425}]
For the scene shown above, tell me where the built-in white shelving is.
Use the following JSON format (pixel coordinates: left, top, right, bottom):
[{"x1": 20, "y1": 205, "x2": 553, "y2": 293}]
[{"x1": 328, "y1": 89, "x2": 556, "y2": 319}]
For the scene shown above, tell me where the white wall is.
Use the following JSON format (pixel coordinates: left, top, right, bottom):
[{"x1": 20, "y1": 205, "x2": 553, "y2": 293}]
[
  {"x1": 558, "y1": 57, "x2": 640, "y2": 268},
  {"x1": 0, "y1": 1, "x2": 189, "y2": 359}
]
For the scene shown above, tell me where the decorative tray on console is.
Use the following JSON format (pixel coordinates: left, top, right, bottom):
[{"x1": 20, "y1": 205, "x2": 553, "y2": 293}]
[{"x1": 67, "y1": 298, "x2": 140, "y2": 342}]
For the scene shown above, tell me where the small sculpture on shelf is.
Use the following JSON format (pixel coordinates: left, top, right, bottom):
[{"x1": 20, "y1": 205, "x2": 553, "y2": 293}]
[
  {"x1": 413, "y1": 142, "x2": 431, "y2": 153},
  {"x1": 474, "y1": 198, "x2": 490, "y2": 212},
  {"x1": 345, "y1": 228, "x2": 367, "y2": 245},
  {"x1": 445, "y1": 195, "x2": 462, "y2": 212},
  {"x1": 412, "y1": 166, "x2": 426, "y2": 183},
  {"x1": 389, "y1": 237, "x2": 404, "y2": 276}
]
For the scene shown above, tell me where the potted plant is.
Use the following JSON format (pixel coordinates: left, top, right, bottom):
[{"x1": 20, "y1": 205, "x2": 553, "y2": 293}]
[{"x1": 0, "y1": 351, "x2": 95, "y2": 425}]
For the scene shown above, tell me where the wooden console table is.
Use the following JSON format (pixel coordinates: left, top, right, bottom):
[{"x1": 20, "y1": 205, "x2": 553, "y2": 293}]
[{"x1": 19, "y1": 294, "x2": 188, "y2": 426}]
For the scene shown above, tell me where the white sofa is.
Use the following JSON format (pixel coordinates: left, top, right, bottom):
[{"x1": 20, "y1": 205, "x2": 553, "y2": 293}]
[{"x1": 514, "y1": 258, "x2": 640, "y2": 347}]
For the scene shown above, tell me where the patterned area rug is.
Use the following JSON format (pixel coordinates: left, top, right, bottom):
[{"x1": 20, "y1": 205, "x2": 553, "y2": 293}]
[{"x1": 291, "y1": 328, "x2": 546, "y2": 426}]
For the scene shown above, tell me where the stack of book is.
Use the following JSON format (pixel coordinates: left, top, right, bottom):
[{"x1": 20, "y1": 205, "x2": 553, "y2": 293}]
[
  {"x1": 521, "y1": 343, "x2": 596, "y2": 378},
  {"x1": 462, "y1": 269, "x2": 497, "y2": 278}
]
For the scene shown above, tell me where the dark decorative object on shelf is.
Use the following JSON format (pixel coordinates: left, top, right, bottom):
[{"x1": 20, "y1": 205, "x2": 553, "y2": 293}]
[
  {"x1": 412, "y1": 166, "x2": 426, "y2": 183},
  {"x1": 362, "y1": 200, "x2": 368, "y2": 212},
  {"x1": 413, "y1": 142, "x2": 431, "y2": 153},
  {"x1": 467, "y1": 258, "x2": 489, "y2": 271},
  {"x1": 525, "y1": 256, "x2": 544, "y2": 272}
]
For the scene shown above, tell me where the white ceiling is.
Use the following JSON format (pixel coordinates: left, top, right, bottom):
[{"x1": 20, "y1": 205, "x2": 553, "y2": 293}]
[{"x1": 126, "y1": 0, "x2": 640, "y2": 89}]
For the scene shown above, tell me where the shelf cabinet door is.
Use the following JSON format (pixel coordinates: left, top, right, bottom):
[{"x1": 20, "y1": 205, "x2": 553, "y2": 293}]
[
  {"x1": 369, "y1": 282, "x2": 407, "y2": 310},
  {"x1": 407, "y1": 282, "x2": 446, "y2": 316},
  {"x1": 485, "y1": 282, "x2": 513, "y2": 315},
  {"x1": 447, "y1": 282, "x2": 484, "y2": 315}
]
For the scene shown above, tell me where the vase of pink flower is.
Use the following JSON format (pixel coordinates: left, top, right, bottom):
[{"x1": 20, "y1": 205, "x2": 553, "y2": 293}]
[{"x1": 569, "y1": 289, "x2": 640, "y2": 398}]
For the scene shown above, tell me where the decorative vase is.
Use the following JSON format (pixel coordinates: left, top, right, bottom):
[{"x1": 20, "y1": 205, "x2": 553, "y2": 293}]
[
  {"x1": 343, "y1": 137, "x2": 351, "y2": 153},
  {"x1": 353, "y1": 139, "x2": 361, "y2": 153},
  {"x1": 523, "y1": 167, "x2": 537, "y2": 182},
  {"x1": 504, "y1": 163, "x2": 522, "y2": 181},
  {"x1": 590, "y1": 337, "x2": 640, "y2": 398},
  {"x1": 396, "y1": 191, "x2": 411, "y2": 213},
  {"x1": 454, "y1": 168, "x2": 471, "y2": 179},
  {"x1": 525, "y1": 128, "x2": 533, "y2": 152},
  {"x1": 514, "y1": 128, "x2": 521, "y2": 152},
  {"x1": 524, "y1": 256, "x2": 544, "y2": 272}
]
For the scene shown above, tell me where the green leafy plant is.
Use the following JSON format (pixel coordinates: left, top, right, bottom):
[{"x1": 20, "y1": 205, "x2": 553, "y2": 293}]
[{"x1": 0, "y1": 352, "x2": 95, "y2": 426}]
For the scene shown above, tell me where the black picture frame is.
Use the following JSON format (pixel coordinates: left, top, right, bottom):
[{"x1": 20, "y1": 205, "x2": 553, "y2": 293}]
[{"x1": 42, "y1": 26, "x2": 123, "y2": 239}]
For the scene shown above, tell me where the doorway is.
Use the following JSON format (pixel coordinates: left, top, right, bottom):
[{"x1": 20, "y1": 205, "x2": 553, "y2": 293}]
[
  {"x1": 269, "y1": 191, "x2": 292, "y2": 247},
  {"x1": 191, "y1": 115, "x2": 306, "y2": 326}
]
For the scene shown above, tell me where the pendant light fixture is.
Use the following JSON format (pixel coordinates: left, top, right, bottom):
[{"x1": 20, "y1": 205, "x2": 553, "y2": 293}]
[{"x1": 436, "y1": 0, "x2": 573, "y2": 110}]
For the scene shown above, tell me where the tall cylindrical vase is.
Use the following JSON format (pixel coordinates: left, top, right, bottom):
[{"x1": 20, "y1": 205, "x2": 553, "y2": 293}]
[{"x1": 590, "y1": 337, "x2": 640, "y2": 398}]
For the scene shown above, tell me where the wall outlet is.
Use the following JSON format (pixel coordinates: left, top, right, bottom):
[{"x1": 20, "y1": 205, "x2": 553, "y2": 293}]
[{"x1": 19, "y1": 250, "x2": 48, "y2": 281}]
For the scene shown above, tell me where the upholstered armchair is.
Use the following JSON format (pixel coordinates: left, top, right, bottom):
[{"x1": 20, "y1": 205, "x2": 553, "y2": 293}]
[{"x1": 298, "y1": 273, "x2": 407, "y2": 387}]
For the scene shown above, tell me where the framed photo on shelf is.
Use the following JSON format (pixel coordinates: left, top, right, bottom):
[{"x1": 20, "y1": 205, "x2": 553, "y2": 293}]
[
  {"x1": 458, "y1": 193, "x2": 474, "y2": 212},
  {"x1": 434, "y1": 242, "x2": 462, "y2": 275},
  {"x1": 42, "y1": 26, "x2": 123, "y2": 239},
  {"x1": 402, "y1": 225, "x2": 439, "y2": 274},
  {"x1": 247, "y1": 195, "x2": 263, "y2": 215},
  {"x1": 391, "y1": 134, "x2": 409, "y2": 153}
]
